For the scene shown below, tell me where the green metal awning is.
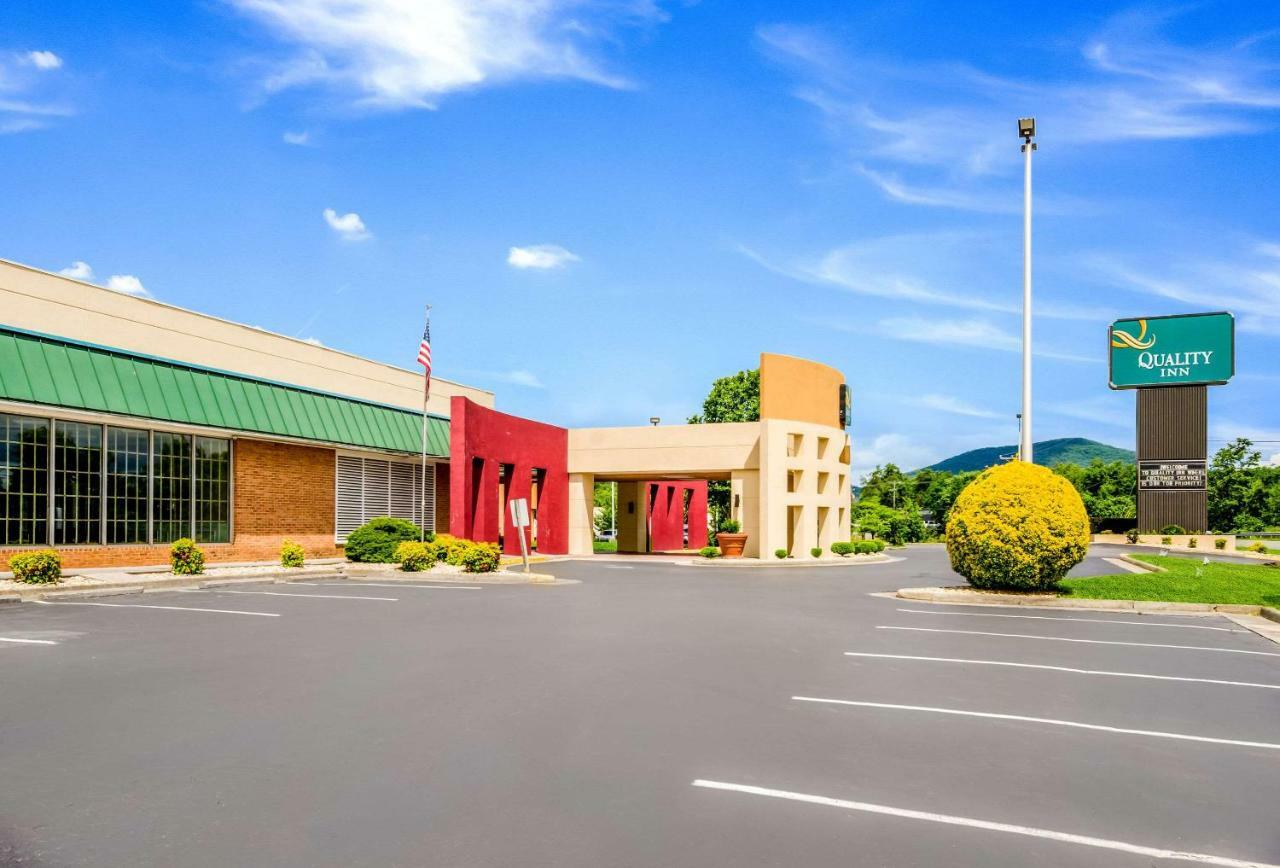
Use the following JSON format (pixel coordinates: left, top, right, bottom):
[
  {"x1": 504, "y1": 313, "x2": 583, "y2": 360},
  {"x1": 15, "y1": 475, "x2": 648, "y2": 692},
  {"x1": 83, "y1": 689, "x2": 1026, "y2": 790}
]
[{"x1": 0, "y1": 326, "x2": 450, "y2": 456}]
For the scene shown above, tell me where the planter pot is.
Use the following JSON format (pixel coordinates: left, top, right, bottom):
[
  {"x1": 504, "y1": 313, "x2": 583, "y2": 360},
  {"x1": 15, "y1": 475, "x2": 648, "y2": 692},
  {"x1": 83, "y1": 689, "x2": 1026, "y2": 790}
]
[{"x1": 717, "y1": 532, "x2": 748, "y2": 558}]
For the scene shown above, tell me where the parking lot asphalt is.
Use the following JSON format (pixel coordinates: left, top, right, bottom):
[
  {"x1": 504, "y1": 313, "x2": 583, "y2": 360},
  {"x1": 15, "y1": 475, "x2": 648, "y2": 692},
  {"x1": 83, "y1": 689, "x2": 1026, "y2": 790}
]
[{"x1": 1, "y1": 545, "x2": 1277, "y2": 867}]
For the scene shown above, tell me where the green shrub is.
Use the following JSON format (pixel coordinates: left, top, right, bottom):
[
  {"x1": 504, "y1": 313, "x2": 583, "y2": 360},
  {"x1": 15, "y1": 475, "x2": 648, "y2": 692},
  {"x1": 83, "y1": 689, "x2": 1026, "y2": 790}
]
[
  {"x1": 720, "y1": 519, "x2": 741, "y2": 534},
  {"x1": 810, "y1": 546, "x2": 823, "y2": 558},
  {"x1": 394, "y1": 541, "x2": 436, "y2": 572},
  {"x1": 1160, "y1": 524, "x2": 1186, "y2": 535},
  {"x1": 774, "y1": 548, "x2": 787, "y2": 559},
  {"x1": 280, "y1": 539, "x2": 305, "y2": 568},
  {"x1": 443, "y1": 537, "x2": 475, "y2": 566},
  {"x1": 8, "y1": 550, "x2": 61, "y2": 584},
  {"x1": 1214, "y1": 538, "x2": 1228, "y2": 550},
  {"x1": 432, "y1": 533, "x2": 458, "y2": 560},
  {"x1": 699, "y1": 546, "x2": 720, "y2": 558},
  {"x1": 831, "y1": 541, "x2": 854, "y2": 556},
  {"x1": 851, "y1": 539, "x2": 886, "y2": 555},
  {"x1": 459, "y1": 542, "x2": 501, "y2": 574},
  {"x1": 345, "y1": 516, "x2": 427, "y2": 563},
  {"x1": 946, "y1": 461, "x2": 1089, "y2": 591},
  {"x1": 1161, "y1": 536, "x2": 1172, "y2": 546},
  {"x1": 1125, "y1": 528, "x2": 1140, "y2": 544},
  {"x1": 1187, "y1": 537, "x2": 1198, "y2": 548},
  {"x1": 170, "y1": 538, "x2": 205, "y2": 575},
  {"x1": 1247, "y1": 542, "x2": 1268, "y2": 554}
]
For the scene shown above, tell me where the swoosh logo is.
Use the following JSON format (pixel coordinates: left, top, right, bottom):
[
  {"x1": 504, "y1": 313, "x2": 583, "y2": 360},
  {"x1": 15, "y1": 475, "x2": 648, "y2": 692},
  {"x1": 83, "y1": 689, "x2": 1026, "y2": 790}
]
[{"x1": 1111, "y1": 319, "x2": 1155, "y2": 350}]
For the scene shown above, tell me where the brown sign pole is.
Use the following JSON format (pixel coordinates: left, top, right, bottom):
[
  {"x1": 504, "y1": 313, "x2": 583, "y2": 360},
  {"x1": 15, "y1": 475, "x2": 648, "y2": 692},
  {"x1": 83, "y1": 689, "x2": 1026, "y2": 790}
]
[{"x1": 1135, "y1": 386, "x2": 1208, "y2": 532}]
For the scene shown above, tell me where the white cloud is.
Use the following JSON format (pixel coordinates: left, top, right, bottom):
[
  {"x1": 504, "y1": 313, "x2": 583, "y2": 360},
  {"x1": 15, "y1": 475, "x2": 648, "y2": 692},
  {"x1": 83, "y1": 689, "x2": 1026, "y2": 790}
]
[
  {"x1": 495, "y1": 369, "x2": 544, "y2": 388},
  {"x1": 105, "y1": 275, "x2": 150, "y2": 297},
  {"x1": 58, "y1": 260, "x2": 93, "y2": 280},
  {"x1": 507, "y1": 244, "x2": 579, "y2": 270},
  {"x1": 26, "y1": 51, "x2": 62, "y2": 70},
  {"x1": 226, "y1": 0, "x2": 670, "y2": 109},
  {"x1": 874, "y1": 316, "x2": 1095, "y2": 363},
  {"x1": 913, "y1": 394, "x2": 1003, "y2": 420},
  {"x1": 1269, "y1": 452, "x2": 1280, "y2": 467},
  {"x1": 282, "y1": 130, "x2": 311, "y2": 145},
  {"x1": 758, "y1": 10, "x2": 1280, "y2": 211},
  {"x1": 0, "y1": 51, "x2": 73, "y2": 133},
  {"x1": 302, "y1": 336, "x2": 324, "y2": 346},
  {"x1": 849, "y1": 432, "x2": 940, "y2": 483},
  {"x1": 323, "y1": 207, "x2": 370, "y2": 240}
]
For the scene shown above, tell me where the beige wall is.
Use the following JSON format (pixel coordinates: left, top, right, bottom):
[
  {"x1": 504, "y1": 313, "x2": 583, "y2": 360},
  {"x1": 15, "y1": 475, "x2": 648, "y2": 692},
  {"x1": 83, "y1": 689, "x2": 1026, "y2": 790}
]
[
  {"x1": 757, "y1": 418, "x2": 852, "y2": 558},
  {"x1": 567, "y1": 473, "x2": 595, "y2": 556},
  {"x1": 0, "y1": 258, "x2": 493, "y2": 416},
  {"x1": 759, "y1": 352, "x2": 844, "y2": 429},
  {"x1": 568, "y1": 422, "x2": 760, "y2": 477}
]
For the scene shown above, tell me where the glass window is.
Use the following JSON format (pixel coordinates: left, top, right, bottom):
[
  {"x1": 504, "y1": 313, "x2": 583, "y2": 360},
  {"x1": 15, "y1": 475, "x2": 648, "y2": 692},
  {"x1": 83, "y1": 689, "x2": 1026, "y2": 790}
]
[
  {"x1": 153, "y1": 432, "x2": 192, "y2": 543},
  {"x1": 0, "y1": 413, "x2": 49, "y2": 546},
  {"x1": 106, "y1": 427, "x2": 149, "y2": 544},
  {"x1": 53, "y1": 421, "x2": 102, "y2": 545},
  {"x1": 194, "y1": 436, "x2": 231, "y2": 543}
]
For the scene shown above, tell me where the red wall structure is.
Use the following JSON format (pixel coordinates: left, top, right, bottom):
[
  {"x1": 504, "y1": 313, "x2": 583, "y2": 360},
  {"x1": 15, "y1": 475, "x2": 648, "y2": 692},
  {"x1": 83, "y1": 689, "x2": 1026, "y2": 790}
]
[
  {"x1": 449, "y1": 397, "x2": 569, "y2": 555},
  {"x1": 646, "y1": 481, "x2": 708, "y2": 552}
]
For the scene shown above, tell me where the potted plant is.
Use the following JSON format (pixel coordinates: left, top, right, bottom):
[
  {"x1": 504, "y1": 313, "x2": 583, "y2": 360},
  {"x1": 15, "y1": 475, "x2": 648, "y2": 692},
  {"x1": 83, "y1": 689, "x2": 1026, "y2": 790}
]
[{"x1": 716, "y1": 519, "x2": 748, "y2": 558}]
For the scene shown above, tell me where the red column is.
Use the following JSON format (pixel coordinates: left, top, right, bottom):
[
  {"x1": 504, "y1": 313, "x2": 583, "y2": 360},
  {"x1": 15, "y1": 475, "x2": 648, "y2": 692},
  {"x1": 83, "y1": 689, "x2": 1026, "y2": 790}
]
[
  {"x1": 502, "y1": 461, "x2": 532, "y2": 555},
  {"x1": 687, "y1": 482, "x2": 708, "y2": 548}
]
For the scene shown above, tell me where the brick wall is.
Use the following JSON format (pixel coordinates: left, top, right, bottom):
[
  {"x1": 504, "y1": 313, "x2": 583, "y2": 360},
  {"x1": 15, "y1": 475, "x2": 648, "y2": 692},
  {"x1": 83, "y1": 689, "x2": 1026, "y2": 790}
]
[{"x1": 1, "y1": 437, "x2": 342, "y2": 571}]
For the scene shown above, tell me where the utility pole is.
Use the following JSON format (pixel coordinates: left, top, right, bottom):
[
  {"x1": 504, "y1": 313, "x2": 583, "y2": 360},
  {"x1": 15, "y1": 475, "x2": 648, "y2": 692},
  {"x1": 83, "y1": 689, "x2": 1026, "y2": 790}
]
[{"x1": 1018, "y1": 117, "x2": 1036, "y2": 463}]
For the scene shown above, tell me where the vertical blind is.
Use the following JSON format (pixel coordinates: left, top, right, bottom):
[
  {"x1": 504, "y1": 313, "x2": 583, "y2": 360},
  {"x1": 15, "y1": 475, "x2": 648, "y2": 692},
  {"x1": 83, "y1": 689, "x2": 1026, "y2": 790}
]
[{"x1": 335, "y1": 455, "x2": 435, "y2": 542}]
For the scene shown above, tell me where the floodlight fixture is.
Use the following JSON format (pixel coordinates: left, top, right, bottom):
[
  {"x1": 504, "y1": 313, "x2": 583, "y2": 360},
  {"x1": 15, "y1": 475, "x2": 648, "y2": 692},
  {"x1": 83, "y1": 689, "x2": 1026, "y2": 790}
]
[
  {"x1": 649, "y1": 417, "x2": 661, "y2": 426},
  {"x1": 1018, "y1": 117, "x2": 1036, "y2": 142}
]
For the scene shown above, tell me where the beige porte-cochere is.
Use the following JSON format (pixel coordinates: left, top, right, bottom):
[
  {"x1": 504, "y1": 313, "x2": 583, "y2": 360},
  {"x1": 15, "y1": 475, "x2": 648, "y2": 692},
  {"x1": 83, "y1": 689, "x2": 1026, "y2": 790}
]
[{"x1": 566, "y1": 354, "x2": 852, "y2": 558}]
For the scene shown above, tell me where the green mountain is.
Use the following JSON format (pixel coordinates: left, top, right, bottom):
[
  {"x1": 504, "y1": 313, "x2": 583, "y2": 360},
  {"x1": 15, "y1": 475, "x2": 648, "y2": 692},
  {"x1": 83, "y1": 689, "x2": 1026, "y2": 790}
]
[{"x1": 920, "y1": 438, "x2": 1134, "y2": 474}]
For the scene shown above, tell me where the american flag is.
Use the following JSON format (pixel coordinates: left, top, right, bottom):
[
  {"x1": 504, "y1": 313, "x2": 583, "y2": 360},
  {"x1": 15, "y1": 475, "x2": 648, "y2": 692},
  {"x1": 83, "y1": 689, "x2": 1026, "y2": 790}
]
[{"x1": 417, "y1": 316, "x2": 432, "y2": 397}]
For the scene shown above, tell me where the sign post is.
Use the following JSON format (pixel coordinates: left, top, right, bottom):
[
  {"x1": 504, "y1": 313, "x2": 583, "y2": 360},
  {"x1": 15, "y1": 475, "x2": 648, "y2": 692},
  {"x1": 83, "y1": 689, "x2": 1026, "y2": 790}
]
[
  {"x1": 1109, "y1": 312, "x2": 1234, "y2": 532},
  {"x1": 509, "y1": 497, "x2": 531, "y2": 573}
]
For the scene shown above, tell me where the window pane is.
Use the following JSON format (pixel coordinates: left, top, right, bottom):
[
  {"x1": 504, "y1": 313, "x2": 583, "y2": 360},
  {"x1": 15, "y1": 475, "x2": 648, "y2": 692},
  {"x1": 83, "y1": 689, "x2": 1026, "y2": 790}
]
[
  {"x1": 53, "y1": 421, "x2": 102, "y2": 545},
  {"x1": 106, "y1": 427, "x2": 149, "y2": 544},
  {"x1": 153, "y1": 432, "x2": 191, "y2": 543},
  {"x1": 0, "y1": 413, "x2": 49, "y2": 546},
  {"x1": 194, "y1": 437, "x2": 230, "y2": 543}
]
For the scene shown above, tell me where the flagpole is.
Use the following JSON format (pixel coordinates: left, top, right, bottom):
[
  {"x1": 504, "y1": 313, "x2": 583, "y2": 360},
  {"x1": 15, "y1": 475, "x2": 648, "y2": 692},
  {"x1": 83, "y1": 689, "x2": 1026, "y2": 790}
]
[{"x1": 420, "y1": 304, "x2": 432, "y2": 543}]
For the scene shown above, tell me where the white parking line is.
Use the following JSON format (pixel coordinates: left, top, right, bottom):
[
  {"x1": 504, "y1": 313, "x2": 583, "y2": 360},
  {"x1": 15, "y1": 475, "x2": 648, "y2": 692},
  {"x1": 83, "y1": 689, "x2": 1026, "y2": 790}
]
[
  {"x1": 182, "y1": 589, "x2": 397, "y2": 602},
  {"x1": 289, "y1": 582, "x2": 482, "y2": 590},
  {"x1": 792, "y1": 696, "x2": 1280, "y2": 751},
  {"x1": 843, "y1": 652, "x2": 1280, "y2": 691},
  {"x1": 691, "y1": 780, "x2": 1280, "y2": 868},
  {"x1": 31, "y1": 600, "x2": 278, "y2": 617},
  {"x1": 877, "y1": 626, "x2": 1280, "y2": 657},
  {"x1": 0, "y1": 636, "x2": 59, "y2": 645},
  {"x1": 895, "y1": 607, "x2": 1244, "y2": 632}
]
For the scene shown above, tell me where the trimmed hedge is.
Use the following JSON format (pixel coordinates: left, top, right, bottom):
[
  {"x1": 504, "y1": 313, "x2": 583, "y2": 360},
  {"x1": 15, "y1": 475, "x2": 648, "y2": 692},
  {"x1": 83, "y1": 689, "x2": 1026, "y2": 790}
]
[
  {"x1": 170, "y1": 538, "x2": 205, "y2": 576},
  {"x1": 699, "y1": 546, "x2": 720, "y2": 558},
  {"x1": 345, "y1": 516, "x2": 429, "y2": 563},
  {"x1": 775, "y1": 548, "x2": 788, "y2": 559},
  {"x1": 8, "y1": 550, "x2": 61, "y2": 584},
  {"x1": 459, "y1": 542, "x2": 501, "y2": 574},
  {"x1": 946, "y1": 461, "x2": 1089, "y2": 591},
  {"x1": 831, "y1": 541, "x2": 854, "y2": 556}
]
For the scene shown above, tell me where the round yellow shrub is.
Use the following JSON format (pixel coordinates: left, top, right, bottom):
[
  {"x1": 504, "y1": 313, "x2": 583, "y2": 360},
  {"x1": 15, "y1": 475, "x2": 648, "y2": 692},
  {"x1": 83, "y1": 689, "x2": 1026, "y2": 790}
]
[{"x1": 945, "y1": 461, "x2": 1090, "y2": 591}]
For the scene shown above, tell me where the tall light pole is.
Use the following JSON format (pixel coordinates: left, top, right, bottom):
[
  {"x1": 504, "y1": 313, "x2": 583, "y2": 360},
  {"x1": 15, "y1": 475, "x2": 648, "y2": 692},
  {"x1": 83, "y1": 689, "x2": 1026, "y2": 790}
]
[{"x1": 1018, "y1": 117, "x2": 1036, "y2": 463}]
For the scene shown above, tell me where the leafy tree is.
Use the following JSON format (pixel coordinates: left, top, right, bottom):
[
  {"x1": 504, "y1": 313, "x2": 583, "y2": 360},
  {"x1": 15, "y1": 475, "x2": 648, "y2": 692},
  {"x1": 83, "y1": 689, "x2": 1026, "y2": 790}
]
[
  {"x1": 593, "y1": 482, "x2": 615, "y2": 536},
  {"x1": 858, "y1": 464, "x2": 913, "y2": 508},
  {"x1": 688, "y1": 368, "x2": 760, "y2": 528},
  {"x1": 1207, "y1": 438, "x2": 1272, "y2": 532}
]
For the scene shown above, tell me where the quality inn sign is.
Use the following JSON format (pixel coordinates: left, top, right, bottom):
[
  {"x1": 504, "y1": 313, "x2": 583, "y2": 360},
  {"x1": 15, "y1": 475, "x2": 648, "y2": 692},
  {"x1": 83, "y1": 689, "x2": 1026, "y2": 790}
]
[{"x1": 1108, "y1": 312, "x2": 1234, "y2": 389}]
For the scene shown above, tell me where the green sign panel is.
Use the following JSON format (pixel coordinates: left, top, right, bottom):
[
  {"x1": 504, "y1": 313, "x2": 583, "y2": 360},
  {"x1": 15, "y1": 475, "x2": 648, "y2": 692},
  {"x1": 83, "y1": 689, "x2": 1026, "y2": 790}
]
[{"x1": 1109, "y1": 312, "x2": 1234, "y2": 389}]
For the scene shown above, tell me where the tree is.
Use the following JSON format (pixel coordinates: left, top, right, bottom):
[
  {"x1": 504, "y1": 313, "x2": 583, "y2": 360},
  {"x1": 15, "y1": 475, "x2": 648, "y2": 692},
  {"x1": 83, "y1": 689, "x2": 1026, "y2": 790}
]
[
  {"x1": 1208, "y1": 438, "x2": 1269, "y2": 532},
  {"x1": 593, "y1": 482, "x2": 615, "y2": 536},
  {"x1": 688, "y1": 368, "x2": 760, "y2": 528},
  {"x1": 858, "y1": 464, "x2": 912, "y2": 508}
]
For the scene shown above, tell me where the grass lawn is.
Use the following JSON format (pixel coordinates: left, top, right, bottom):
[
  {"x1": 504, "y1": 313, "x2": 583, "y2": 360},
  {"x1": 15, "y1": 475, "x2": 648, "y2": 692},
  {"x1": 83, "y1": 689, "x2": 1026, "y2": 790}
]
[
  {"x1": 593, "y1": 540, "x2": 618, "y2": 554},
  {"x1": 1060, "y1": 555, "x2": 1280, "y2": 607}
]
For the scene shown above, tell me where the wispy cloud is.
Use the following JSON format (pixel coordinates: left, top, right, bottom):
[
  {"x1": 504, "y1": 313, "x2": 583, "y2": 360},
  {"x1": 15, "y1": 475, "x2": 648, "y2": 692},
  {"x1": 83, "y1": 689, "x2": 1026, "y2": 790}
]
[
  {"x1": 507, "y1": 244, "x2": 579, "y2": 270},
  {"x1": 465, "y1": 368, "x2": 546, "y2": 388},
  {"x1": 912, "y1": 394, "x2": 1004, "y2": 420},
  {"x1": 1, "y1": 49, "x2": 72, "y2": 133},
  {"x1": 872, "y1": 316, "x2": 1096, "y2": 363},
  {"x1": 758, "y1": 9, "x2": 1280, "y2": 211},
  {"x1": 323, "y1": 207, "x2": 370, "y2": 240},
  {"x1": 226, "y1": 0, "x2": 671, "y2": 110},
  {"x1": 849, "y1": 432, "x2": 940, "y2": 483},
  {"x1": 282, "y1": 130, "x2": 311, "y2": 145}
]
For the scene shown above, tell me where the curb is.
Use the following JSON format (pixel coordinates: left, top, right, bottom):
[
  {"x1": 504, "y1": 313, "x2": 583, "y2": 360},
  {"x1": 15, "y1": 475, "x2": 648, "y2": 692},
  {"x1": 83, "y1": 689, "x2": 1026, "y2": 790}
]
[
  {"x1": 1261, "y1": 607, "x2": 1280, "y2": 625},
  {"x1": 895, "y1": 586, "x2": 1263, "y2": 616},
  {"x1": 1117, "y1": 554, "x2": 1165, "y2": 573},
  {"x1": 691, "y1": 554, "x2": 892, "y2": 568}
]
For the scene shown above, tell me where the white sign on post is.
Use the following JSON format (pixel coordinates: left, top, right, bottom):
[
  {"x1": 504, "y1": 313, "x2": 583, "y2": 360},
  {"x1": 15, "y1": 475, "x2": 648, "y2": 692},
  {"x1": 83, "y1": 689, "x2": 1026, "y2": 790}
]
[{"x1": 509, "y1": 498, "x2": 531, "y2": 572}]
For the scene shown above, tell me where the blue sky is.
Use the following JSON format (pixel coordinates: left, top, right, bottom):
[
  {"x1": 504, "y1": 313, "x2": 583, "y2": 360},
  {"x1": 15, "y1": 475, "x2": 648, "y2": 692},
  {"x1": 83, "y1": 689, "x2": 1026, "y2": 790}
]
[{"x1": 3, "y1": 0, "x2": 1279, "y2": 479}]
